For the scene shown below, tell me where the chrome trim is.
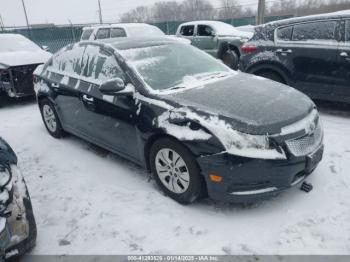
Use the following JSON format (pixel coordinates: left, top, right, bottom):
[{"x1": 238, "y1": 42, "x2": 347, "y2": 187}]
[{"x1": 230, "y1": 187, "x2": 278, "y2": 196}]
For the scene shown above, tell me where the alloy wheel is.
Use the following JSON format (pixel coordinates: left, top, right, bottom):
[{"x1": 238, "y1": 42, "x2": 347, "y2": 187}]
[
  {"x1": 42, "y1": 104, "x2": 57, "y2": 133},
  {"x1": 155, "y1": 148, "x2": 190, "y2": 194}
]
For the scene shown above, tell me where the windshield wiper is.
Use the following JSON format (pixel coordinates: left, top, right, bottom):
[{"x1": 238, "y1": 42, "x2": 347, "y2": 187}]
[{"x1": 167, "y1": 86, "x2": 186, "y2": 91}]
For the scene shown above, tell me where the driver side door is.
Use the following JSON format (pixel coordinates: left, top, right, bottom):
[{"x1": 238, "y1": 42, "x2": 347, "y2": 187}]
[
  {"x1": 193, "y1": 24, "x2": 218, "y2": 55},
  {"x1": 77, "y1": 44, "x2": 139, "y2": 161}
]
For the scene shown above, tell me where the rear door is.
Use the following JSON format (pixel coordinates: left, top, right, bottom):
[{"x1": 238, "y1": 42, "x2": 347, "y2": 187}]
[
  {"x1": 76, "y1": 44, "x2": 139, "y2": 160},
  {"x1": 45, "y1": 44, "x2": 86, "y2": 132},
  {"x1": 193, "y1": 24, "x2": 218, "y2": 55},
  {"x1": 275, "y1": 20, "x2": 340, "y2": 96},
  {"x1": 333, "y1": 19, "x2": 350, "y2": 100}
]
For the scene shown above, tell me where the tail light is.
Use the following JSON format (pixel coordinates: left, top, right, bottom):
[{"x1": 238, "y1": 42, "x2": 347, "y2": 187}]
[{"x1": 241, "y1": 44, "x2": 258, "y2": 54}]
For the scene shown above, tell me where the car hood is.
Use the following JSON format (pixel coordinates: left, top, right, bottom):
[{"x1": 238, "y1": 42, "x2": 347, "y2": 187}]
[
  {"x1": 0, "y1": 50, "x2": 51, "y2": 69},
  {"x1": 160, "y1": 73, "x2": 314, "y2": 135}
]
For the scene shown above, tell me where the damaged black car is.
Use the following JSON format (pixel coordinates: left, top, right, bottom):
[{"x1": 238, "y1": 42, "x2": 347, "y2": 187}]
[
  {"x1": 0, "y1": 137, "x2": 36, "y2": 260},
  {"x1": 0, "y1": 34, "x2": 51, "y2": 99},
  {"x1": 34, "y1": 37, "x2": 324, "y2": 204}
]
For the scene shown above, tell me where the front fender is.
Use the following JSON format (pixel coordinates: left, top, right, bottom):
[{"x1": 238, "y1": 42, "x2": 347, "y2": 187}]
[{"x1": 154, "y1": 109, "x2": 225, "y2": 157}]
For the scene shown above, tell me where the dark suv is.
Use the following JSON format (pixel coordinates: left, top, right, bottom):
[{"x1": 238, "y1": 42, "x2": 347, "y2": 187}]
[{"x1": 240, "y1": 11, "x2": 350, "y2": 104}]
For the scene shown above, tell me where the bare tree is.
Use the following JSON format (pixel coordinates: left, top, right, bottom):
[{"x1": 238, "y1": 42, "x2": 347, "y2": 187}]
[
  {"x1": 120, "y1": 6, "x2": 151, "y2": 23},
  {"x1": 180, "y1": 0, "x2": 216, "y2": 21},
  {"x1": 152, "y1": 1, "x2": 183, "y2": 22},
  {"x1": 218, "y1": 0, "x2": 242, "y2": 19}
]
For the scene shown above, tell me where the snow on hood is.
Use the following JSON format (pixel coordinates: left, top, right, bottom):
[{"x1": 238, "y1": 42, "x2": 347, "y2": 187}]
[
  {"x1": 161, "y1": 72, "x2": 315, "y2": 135},
  {"x1": 0, "y1": 50, "x2": 51, "y2": 68}
]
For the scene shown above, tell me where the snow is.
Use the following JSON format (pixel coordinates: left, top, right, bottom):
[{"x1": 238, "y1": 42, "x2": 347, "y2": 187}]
[{"x1": 0, "y1": 101, "x2": 350, "y2": 255}]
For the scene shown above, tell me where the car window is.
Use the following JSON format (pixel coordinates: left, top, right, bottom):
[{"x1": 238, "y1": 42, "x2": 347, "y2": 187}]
[
  {"x1": 81, "y1": 29, "x2": 93, "y2": 40},
  {"x1": 346, "y1": 20, "x2": 350, "y2": 42},
  {"x1": 51, "y1": 44, "x2": 86, "y2": 75},
  {"x1": 277, "y1": 26, "x2": 293, "y2": 41},
  {"x1": 292, "y1": 21, "x2": 337, "y2": 42},
  {"x1": 81, "y1": 45, "x2": 125, "y2": 82},
  {"x1": 110, "y1": 28, "x2": 127, "y2": 38},
  {"x1": 180, "y1": 25, "x2": 195, "y2": 36},
  {"x1": 96, "y1": 28, "x2": 110, "y2": 40},
  {"x1": 197, "y1": 25, "x2": 214, "y2": 36}
]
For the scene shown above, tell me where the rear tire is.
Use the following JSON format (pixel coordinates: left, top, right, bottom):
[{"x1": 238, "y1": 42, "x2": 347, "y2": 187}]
[
  {"x1": 222, "y1": 49, "x2": 239, "y2": 70},
  {"x1": 149, "y1": 137, "x2": 205, "y2": 204},
  {"x1": 256, "y1": 70, "x2": 285, "y2": 84},
  {"x1": 39, "y1": 99, "x2": 65, "y2": 138}
]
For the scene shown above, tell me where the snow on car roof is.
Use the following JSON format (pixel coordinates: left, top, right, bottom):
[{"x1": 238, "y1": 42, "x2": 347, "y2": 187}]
[
  {"x1": 101, "y1": 37, "x2": 178, "y2": 50},
  {"x1": 264, "y1": 10, "x2": 350, "y2": 27},
  {"x1": 0, "y1": 33, "x2": 42, "y2": 53}
]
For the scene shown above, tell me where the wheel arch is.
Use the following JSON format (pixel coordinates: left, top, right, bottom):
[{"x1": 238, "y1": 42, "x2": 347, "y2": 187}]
[{"x1": 247, "y1": 62, "x2": 292, "y2": 85}]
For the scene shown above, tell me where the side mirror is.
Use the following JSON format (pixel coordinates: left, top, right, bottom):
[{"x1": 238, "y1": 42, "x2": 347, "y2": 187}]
[
  {"x1": 42, "y1": 45, "x2": 50, "y2": 51},
  {"x1": 210, "y1": 31, "x2": 216, "y2": 37},
  {"x1": 99, "y1": 78, "x2": 126, "y2": 95}
]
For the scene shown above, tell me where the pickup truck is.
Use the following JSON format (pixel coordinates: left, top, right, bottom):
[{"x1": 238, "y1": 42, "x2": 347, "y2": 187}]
[{"x1": 176, "y1": 21, "x2": 252, "y2": 69}]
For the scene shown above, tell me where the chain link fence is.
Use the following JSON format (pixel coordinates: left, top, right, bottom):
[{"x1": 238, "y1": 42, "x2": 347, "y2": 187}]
[{"x1": 0, "y1": 15, "x2": 291, "y2": 53}]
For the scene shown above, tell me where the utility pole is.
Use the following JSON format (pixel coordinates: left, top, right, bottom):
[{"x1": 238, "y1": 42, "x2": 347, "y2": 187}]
[
  {"x1": 0, "y1": 14, "x2": 4, "y2": 31},
  {"x1": 98, "y1": 0, "x2": 103, "y2": 24},
  {"x1": 256, "y1": 0, "x2": 265, "y2": 25},
  {"x1": 21, "y1": 0, "x2": 30, "y2": 28}
]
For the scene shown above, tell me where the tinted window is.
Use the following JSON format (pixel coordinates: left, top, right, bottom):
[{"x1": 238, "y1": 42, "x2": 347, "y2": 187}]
[
  {"x1": 277, "y1": 26, "x2": 293, "y2": 41},
  {"x1": 81, "y1": 45, "x2": 125, "y2": 81},
  {"x1": 110, "y1": 28, "x2": 127, "y2": 38},
  {"x1": 180, "y1": 25, "x2": 195, "y2": 36},
  {"x1": 197, "y1": 25, "x2": 214, "y2": 36},
  {"x1": 96, "y1": 28, "x2": 110, "y2": 39},
  {"x1": 81, "y1": 29, "x2": 93, "y2": 40},
  {"x1": 51, "y1": 44, "x2": 86, "y2": 75},
  {"x1": 292, "y1": 21, "x2": 337, "y2": 41},
  {"x1": 346, "y1": 20, "x2": 350, "y2": 42}
]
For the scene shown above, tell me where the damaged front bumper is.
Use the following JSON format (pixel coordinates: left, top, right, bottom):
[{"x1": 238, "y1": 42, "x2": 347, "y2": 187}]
[
  {"x1": 0, "y1": 165, "x2": 36, "y2": 261},
  {"x1": 197, "y1": 144, "x2": 324, "y2": 203}
]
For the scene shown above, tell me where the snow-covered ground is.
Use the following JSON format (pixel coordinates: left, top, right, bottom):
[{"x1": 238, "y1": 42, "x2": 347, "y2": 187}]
[{"x1": 0, "y1": 98, "x2": 349, "y2": 255}]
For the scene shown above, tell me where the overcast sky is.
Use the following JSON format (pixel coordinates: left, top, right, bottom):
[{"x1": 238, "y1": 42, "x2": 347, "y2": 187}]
[{"x1": 0, "y1": 0, "x2": 253, "y2": 27}]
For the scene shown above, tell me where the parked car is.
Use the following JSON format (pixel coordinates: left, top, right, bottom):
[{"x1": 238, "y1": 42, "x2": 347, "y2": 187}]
[
  {"x1": 240, "y1": 11, "x2": 350, "y2": 104},
  {"x1": 0, "y1": 137, "x2": 36, "y2": 260},
  {"x1": 0, "y1": 34, "x2": 51, "y2": 98},
  {"x1": 176, "y1": 21, "x2": 253, "y2": 69},
  {"x1": 34, "y1": 37, "x2": 323, "y2": 204},
  {"x1": 80, "y1": 23, "x2": 190, "y2": 44}
]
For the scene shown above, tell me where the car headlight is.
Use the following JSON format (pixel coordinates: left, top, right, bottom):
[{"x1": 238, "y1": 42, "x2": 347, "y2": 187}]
[{"x1": 220, "y1": 131, "x2": 286, "y2": 160}]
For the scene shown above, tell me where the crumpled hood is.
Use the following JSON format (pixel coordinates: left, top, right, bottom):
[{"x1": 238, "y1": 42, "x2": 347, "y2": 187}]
[
  {"x1": 0, "y1": 50, "x2": 51, "y2": 68},
  {"x1": 161, "y1": 72, "x2": 314, "y2": 135}
]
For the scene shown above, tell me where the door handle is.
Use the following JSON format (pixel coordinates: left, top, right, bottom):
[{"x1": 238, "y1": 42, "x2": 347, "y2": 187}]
[
  {"x1": 51, "y1": 83, "x2": 59, "y2": 88},
  {"x1": 82, "y1": 94, "x2": 94, "y2": 103},
  {"x1": 276, "y1": 49, "x2": 293, "y2": 54},
  {"x1": 340, "y1": 52, "x2": 349, "y2": 57}
]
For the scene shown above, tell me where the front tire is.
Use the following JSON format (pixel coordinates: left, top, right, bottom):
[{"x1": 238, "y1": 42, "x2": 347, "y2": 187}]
[
  {"x1": 149, "y1": 138, "x2": 205, "y2": 204},
  {"x1": 39, "y1": 99, "x2": 64, "y2": 138},
  {"x1": 222, "y1": 49, "x2": 239, "y2": 70}
]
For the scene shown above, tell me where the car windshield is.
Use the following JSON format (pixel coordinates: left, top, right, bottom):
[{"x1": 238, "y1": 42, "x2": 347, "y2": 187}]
[
  {"x1": 119, "y1": 43, "x2": 231, "y2": 91},
  {"x1": 126, "y1": 25, "x2": 165, "y2": 37},
  {"x1": 0, "y1": 35, "x2": 41, "y2": 53}
]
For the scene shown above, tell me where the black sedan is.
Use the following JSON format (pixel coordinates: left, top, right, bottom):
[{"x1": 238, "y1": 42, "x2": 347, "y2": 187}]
[
  {"x1": 34, "y1": 37, "x2": 324, "y2": 204},
  {"x1": 0, "y1": 137, "x2": 36, "y2": 260}
]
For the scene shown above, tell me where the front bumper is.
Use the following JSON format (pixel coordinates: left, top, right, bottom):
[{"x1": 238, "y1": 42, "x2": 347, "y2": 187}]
[
  {"x1": 0, "y1": 165, "x2": 36, "y2": 261},
  {"x1": 197, "y1": 144, "x2": 324, "y2": 203}
]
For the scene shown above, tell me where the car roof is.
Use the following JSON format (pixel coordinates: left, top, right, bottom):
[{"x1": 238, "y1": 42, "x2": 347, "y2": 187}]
[
  {"x1": 179, "y1": 20, "x2": 232, "y2": 27},
  {"x1": 264, "y1": 10, "x2": 350, "y2": 28},
  {"x1": 82, "y1": 23, "x2": 156, "y2": 30},
  {"x1": 97, "y1": 37, "x2": 179, "y2": 50}
]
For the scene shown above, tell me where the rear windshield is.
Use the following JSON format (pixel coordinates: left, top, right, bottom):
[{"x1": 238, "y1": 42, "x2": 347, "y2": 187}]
[{"x1": 81, "y1": 29, "x2": 93, "y2": 40}]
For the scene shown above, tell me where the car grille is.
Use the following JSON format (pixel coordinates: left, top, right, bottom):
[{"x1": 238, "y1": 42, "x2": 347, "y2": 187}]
[{"x1": 285, "y1": 123, "x2": 323, "y2": 157}]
